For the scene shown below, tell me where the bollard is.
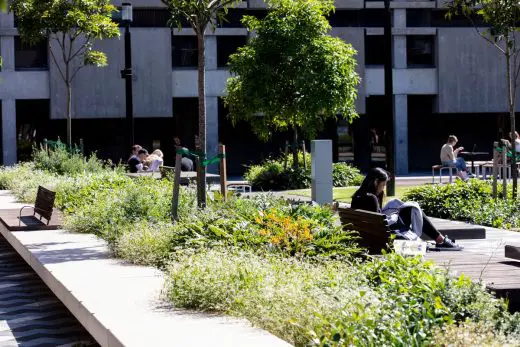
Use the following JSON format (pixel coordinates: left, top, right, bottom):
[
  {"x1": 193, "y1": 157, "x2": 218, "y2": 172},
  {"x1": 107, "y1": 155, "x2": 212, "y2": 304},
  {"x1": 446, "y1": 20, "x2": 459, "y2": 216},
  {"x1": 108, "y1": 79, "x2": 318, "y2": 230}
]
[{"x1": 311, "y1": 140, "x2": 333, "y2": 204}]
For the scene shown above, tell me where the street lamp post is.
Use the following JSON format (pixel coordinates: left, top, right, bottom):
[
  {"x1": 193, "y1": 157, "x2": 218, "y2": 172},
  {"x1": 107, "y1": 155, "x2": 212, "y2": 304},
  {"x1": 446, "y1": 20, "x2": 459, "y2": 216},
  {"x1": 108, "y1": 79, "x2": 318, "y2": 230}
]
[
  {"x1": 384, "y1": 0, "x2": 395, "y2": 196},
  {"x1": 121, "y1": 2, "x2": 134, "y2": 150}
]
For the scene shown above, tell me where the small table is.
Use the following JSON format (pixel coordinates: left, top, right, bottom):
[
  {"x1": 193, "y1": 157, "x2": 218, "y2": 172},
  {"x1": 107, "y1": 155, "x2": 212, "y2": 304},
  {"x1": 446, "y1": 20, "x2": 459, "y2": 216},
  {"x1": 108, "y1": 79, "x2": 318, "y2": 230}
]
[{"x1": 460, "y1": 152, "x2": 490, "y2": 174}]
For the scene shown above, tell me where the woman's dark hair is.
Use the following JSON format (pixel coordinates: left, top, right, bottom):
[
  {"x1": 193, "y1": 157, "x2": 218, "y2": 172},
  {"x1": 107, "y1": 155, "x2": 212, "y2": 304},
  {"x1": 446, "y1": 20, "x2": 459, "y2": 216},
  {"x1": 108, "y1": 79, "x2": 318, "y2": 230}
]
[{"x1": 353, "y1": 167, "x2": 389, "y2": 208}]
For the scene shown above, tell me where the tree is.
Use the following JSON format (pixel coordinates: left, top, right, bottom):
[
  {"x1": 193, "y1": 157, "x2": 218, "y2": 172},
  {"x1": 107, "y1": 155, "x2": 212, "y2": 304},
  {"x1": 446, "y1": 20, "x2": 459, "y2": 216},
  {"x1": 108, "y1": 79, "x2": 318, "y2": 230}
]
[
  {"x1": 11, "y1": 0, "x2": 120, "y2": 148},
  {"x1": 162, "y1": 0, "x2": 241, "y2": 207},
  {"x1": 224, "y1": 0, "x2": 359, "y2": 167},
  {"x1": 447, "y1": 0, "x2": 520, "y2": 198}
]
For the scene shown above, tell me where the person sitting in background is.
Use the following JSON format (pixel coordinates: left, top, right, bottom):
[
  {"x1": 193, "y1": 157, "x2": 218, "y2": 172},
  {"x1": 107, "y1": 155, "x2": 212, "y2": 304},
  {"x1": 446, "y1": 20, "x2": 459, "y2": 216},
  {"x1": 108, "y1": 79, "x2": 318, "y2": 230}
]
[
  {"x1": 501, "y1": 131, "x2": 520, "y2": 153},
  {"x1": 440, "y1": 135, "x2": 473, "y2": 180},
  {"x1": 174, "y1": 136, "x2": 194, "y2": 172},
  {"x1": 127, "y1": 144, "x2": 142, "y2": 173},
  {"x1": 145, "y1": 149, "x2": 164, "y2": 172},
  {"x1": 133, "y1": 149, "x2": 148, "y2": 172},
  {"x1": 351, "y1": 168, "x2": 462, "y2": 251}
]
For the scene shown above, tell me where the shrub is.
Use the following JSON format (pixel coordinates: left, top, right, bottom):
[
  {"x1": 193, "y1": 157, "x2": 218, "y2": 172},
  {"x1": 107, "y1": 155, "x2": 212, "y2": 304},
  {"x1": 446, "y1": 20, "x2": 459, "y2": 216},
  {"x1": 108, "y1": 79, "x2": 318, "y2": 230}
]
[
  {"x1": 245, "y1": 152, "x2": 362, "y2": 191},
  {"x1": 166, "y1": 250, "x2": 520, "y2": 346},
  {"x1": 332, "y1": 162, "x2": 363, "y2": 187},
  {"x1": 32, "y1": 144, "x2": 107, "y2": 176}
]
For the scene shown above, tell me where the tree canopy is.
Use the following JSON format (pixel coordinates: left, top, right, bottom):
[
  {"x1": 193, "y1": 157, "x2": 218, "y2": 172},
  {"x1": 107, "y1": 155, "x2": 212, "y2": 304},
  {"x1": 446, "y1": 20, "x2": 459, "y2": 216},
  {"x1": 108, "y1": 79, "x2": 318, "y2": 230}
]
[
  {"x1": 224, "y1": 0, "x2": 360, "y2": 142},
  {"x1": 11, "y1": 0, "x2": 120, "y2": 146}
]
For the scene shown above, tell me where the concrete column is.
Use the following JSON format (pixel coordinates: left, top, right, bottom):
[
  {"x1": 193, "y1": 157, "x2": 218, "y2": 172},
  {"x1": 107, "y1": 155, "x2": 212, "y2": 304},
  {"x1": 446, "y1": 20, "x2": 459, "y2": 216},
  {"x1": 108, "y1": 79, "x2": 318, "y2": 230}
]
[
  {"x1": 393, "y1": 95, "x2": 408, "y2": 175},
  {"x1": 206, "y1": 96, "x2": 219, "y2": 174},
  {"x1": 205, "y1": 36, "x2": 217, "y2": 70},
  {"x1": 311, "y1": 140, "x2": 333, "y2": 205},
  {"x1": 2, "y1": 100, "x2": 17, "y2": 165},
  {"x1": 1, "y1": 36, "x2": 15, "y2": 72},
  {"x1": 393, "y1": 9, "x2": 407, "y2": 69}
]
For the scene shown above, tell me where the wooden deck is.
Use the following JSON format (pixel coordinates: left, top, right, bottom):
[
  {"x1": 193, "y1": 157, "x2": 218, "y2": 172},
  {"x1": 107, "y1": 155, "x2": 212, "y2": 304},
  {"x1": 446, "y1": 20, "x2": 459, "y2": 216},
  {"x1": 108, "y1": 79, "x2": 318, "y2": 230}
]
[
  {"x1": 0, "y1": 208, "x2": 63, "y2": 231},
  {"x1": 424, "y1": 221, "x2": 520, "y2": 311}
]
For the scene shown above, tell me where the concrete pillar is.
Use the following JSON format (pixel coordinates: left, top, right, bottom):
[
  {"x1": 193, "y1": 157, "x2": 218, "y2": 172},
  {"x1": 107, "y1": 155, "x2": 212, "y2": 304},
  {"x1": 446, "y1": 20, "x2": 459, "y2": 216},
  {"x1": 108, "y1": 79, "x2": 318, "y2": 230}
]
[
  {"x1": 393, "y1": 95, "x2": 408, "y2": 175},
  {"x1": 1, "y1": 36, "x2": 15, "y2": 72},
  {"x1": 205, "y1": 36, "x2": 217, "y2": 70},
  {"x1": 206, "y1": 96, "x2": 219, "y2": 174},
  {"x1": 311, "y1": 140, "x2": 333, "y2": 205},
  {"x1": 393, "y1": 9, "x2": 407, "y2": 69},
  {"x1": 392, "y1": 9, "x2": 408, "y2": 174},
  {"x1": 2, "y1": 100, "x2": 17, "y2": 165}
]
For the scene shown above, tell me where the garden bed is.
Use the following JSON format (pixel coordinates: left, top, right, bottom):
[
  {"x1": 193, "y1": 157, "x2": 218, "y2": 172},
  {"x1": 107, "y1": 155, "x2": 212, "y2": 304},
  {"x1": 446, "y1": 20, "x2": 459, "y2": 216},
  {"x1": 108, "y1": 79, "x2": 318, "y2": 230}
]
[{"x1": 1, "y1": 147, "x2": 520, "y2": 346}]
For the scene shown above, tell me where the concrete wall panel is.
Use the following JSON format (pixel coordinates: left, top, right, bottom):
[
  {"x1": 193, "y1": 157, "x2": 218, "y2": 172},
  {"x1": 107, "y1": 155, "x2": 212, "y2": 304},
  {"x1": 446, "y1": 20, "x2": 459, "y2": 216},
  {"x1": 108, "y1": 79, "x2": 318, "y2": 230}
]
[
  {"x1": 437, "y1": 28, "x2": 516, "y2": 113},
  {"x1": 0, "y1": 72, "x2": 49, "y2": 99},
  {"x1": 131, "y1": 28, "x2": 173, "y2": 118},
  {"x1": 50, "y1": 33, "x2": 125, "y2": 119},
  {"x1": 330, "y1": 27, "x2": 365, "y2": 114}
]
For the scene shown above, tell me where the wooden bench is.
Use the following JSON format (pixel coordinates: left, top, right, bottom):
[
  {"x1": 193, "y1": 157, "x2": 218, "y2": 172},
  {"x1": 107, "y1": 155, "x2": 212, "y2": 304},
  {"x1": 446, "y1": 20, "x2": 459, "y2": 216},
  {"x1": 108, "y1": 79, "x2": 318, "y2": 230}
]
[
  {"x1": 0, "y1": 186, "x2": 62, "y2": 231},
  {"x1": 337, "y1": 206, "x2": 486, "y2": 254},
  {"x1": 505, "y1": 245, "x2": 520, "y2": 260},
  {"x1": 19, "y1": 186, "x2": 56, "y2": 226},
  {"x1": 337, "y1": 207, "x2": 391, "y2": 254}
]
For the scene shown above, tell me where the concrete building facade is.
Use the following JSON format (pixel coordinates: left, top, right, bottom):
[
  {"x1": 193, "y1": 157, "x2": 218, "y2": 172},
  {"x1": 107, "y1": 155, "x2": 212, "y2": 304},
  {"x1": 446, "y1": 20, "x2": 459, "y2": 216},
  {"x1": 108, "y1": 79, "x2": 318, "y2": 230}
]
[{"x1": 0, "y1": 1, "x2": 513, "y2": 174}]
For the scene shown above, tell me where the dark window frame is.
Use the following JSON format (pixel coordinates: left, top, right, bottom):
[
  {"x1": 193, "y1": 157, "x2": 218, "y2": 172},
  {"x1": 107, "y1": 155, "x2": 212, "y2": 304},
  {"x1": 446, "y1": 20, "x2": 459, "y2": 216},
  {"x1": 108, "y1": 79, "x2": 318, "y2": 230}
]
[
  {"x1": 14, "y1": 36, "x2": 48, "y2": 71},
  {"x1": 217, "y1": 35, "x2": 247, "y2": 68},
  {"x1": 172, "y1": 35, "x2": 198, "y2": 68},
  {"x1": 406, "y1": 35, "x2": 435, "y2": 68}
]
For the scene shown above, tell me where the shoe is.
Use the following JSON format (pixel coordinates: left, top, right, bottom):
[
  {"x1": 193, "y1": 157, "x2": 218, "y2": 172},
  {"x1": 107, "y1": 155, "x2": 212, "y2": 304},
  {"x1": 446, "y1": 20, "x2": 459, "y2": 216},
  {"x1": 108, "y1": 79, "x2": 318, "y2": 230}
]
[
  {"x1": 457, "y1": 171, "x2": 469, "y2": 181},
  {"x1": 467, "y1": 172, "x2": 476, "y2": 179},
  {"x1": 435, "y1": 236, "x2": 463, "y2": 251}
]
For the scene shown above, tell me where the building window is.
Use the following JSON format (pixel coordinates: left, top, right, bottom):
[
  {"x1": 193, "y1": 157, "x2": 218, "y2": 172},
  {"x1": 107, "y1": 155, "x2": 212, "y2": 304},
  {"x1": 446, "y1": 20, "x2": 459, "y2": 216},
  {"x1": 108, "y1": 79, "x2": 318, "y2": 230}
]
[
  {"x1": 131, "y1": 9, "x2": 170, "y2": 27},
  {"x1": 365, "y1": 35, "x2": 385, "y2": 66},
  {"x1": 361, "y1": 10, "x2": 386, "y2": 27},
  {"x1": 327, "y1": 10, "x2": 361, "y2": 27},
  {"x1": 407, "y1": 35, "x2": 435, "y2": 67},
  {"x1": 218, "y1": 9, "x2": 268, "y2": 28},
  {"x1": 406, "y1": 10, "x2": 431, "y2": 27},
  {"x1": 172, "y1": 36, "x2": 198, "y2": 68},
  {"x1": 217, "y1": 36, "x2": 247, "y2": 67},
  {"x1": 15, "y1": 37, "x2": 48, "y2": 71}
]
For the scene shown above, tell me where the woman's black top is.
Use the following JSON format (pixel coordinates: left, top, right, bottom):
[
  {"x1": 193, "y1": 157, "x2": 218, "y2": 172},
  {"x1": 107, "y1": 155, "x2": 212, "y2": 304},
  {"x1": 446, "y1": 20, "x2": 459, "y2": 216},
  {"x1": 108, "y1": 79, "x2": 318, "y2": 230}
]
[{"x1": 351, "y1": 193, "x2": 381, "y2": 213}]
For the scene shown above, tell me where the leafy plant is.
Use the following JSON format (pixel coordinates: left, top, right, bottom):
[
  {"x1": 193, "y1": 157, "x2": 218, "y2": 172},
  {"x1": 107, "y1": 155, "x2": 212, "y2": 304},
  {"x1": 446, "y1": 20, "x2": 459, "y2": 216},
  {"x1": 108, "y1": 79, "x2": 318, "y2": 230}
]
[{"x1": 245, "y1": 152, "x2": 362, "y2": 191}]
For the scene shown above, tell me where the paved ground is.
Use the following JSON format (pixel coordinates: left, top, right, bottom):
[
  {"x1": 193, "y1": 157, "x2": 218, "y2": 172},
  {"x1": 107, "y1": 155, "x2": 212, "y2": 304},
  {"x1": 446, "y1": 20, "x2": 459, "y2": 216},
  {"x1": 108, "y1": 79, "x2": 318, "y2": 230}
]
[{"x1": 0, "y1": 234, "x2": 98, "y2": 347}]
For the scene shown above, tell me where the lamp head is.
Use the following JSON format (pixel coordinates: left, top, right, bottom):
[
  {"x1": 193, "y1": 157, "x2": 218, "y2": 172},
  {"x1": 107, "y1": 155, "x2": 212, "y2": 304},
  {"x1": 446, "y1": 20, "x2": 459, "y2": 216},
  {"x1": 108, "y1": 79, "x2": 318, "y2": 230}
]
[{"x1": 121, "y1": 2, "x2": 133, "y2": 22}]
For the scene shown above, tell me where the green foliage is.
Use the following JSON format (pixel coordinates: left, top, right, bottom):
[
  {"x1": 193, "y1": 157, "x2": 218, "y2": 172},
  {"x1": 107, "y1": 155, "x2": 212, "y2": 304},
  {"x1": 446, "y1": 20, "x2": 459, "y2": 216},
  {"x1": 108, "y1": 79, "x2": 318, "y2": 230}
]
[
  {"x1": 224, "y1": 0, "x2": 359, "y2": 142},
  {"x1": 332, "y1": 162, "x2": 363, "y2": 187},
  {"x1": 166, "y1": 250, "x2": 520, "y2": 346},
  {"x1": 162, "y1": 0, "x2": 241, "y2": 33},
  {"x1": 32, "y1": 144, "x2": 108, "y2": 176},
  {"x1": 4, "y1": 158, "x2": 520, "y2": 346},
  {"x1": 245, "y1": 152, "x2": 362, "y2": 190},
  {"x1": 431, "y1": 321, "x2": 520, "y2": 347}
]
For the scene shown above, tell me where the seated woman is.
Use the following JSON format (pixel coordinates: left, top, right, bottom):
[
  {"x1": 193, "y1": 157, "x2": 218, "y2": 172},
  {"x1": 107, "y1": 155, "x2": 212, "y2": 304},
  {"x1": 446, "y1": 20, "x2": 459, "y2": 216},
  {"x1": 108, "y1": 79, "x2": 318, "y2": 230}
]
[
  {"x1": 351, "y1": 168, "x2": 462, "y2": 251},
  {"x1": 144, "y1": 149, "x2": 164, "y2": 172}
]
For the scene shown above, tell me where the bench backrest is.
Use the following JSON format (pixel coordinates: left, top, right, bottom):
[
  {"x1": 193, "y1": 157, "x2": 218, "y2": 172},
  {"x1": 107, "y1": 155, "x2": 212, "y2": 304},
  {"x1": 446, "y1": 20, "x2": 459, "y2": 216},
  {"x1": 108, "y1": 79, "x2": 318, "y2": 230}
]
[
  {"x1": 337, "y1": 207, "x2": 390, "y2": 253},
  {"x1": 34, "y1": 186, "x2": 55, "y2": 222}
]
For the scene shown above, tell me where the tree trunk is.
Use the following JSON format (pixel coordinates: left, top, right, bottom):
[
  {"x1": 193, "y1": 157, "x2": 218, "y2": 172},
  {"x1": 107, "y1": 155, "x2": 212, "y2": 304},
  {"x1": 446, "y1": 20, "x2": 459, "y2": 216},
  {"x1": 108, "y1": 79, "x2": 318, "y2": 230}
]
[
  {"x1": 506, "y1": 45, "x2": 517, "y2": 199},
  {"x1": 66, "y1": 82, "x2": 72, "y2": 149},
  {"x1": 196, "y1": 32, "x2": 207, "y2": 208},
  {"x1": 292, "y1": 125, "x2": 298, "y2": 169}
]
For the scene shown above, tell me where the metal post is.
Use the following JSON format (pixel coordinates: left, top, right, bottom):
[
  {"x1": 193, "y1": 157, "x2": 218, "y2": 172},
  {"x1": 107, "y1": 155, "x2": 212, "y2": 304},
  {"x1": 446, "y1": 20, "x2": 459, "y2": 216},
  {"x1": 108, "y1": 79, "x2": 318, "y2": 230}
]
[
  {"x1": 121, "y1": 20, "x2": 134, "y2": 150},
  {"x1": 384, "y1": 0, "x2": 395, "y2": 196},
  {"x1": 219, "y1": 144, "x2": 227, "y2": 200},
  {"x1": 493, "y1": 142, "x2": 498, "y2": 200}
]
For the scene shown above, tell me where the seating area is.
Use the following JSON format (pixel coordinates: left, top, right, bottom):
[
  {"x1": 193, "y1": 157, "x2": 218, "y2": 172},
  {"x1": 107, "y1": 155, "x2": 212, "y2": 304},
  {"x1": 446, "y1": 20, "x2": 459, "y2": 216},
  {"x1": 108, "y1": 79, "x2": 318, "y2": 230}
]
[{"x1": 336, "y1": 206, "x2": 486, "y2": 254}]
